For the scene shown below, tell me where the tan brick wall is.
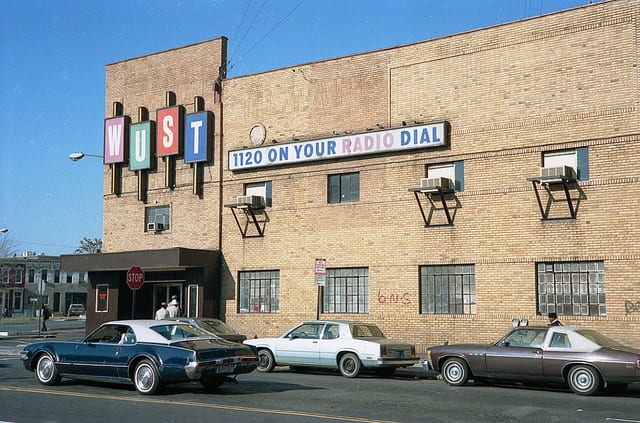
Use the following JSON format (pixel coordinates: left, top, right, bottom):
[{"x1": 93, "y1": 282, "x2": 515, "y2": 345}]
[
  {"x1": 220, "y1": 0, "x2": 640, "y2": 351},
  {"x1": 101, "y1": 1, "x2": 640, "y2": 351},
  {"x1": 103, "y1": 38, "x2": 226, "y2": 253}
]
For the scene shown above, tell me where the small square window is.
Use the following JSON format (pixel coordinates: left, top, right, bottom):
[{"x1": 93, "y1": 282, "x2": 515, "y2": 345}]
[
  {"x1": 145, "y1": 205, "x2": 170, "y2": 232},
  {"x1": 328, "y1": 173, "x2": 359, "y2": 203}
]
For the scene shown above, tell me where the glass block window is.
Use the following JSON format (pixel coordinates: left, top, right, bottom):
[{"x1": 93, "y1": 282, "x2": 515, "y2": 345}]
[
  {"x1": 537, "y1": 261, "x2": 605, "y2": 316},
  {"x1": 323, "y1": 267, "x2": 369, "y2": 313},
  {"x1": 420, "y1": 265, "x2": 476, "y2": 314},
  {"x1": 239, "y1": 270, "x2": 280, "y2": 313}
]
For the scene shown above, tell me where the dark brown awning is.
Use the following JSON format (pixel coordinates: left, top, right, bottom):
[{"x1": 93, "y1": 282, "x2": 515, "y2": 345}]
[{"x1": 61, "y1": 247, "x2": 220, "y2": 272}]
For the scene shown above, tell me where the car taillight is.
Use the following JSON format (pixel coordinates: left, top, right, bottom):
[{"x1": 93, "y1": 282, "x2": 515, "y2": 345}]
[
  {"x1": 380, "y1": 346, "x2": 387, "y2": 356},
  {"x1": 636, "y1": 359, "x2": 640, "y2": 369}
]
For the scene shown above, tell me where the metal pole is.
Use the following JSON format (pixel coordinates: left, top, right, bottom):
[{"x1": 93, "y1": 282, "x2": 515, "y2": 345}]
[{"x1": 131, "y1": 290, "x2": 136, "y2": 319}]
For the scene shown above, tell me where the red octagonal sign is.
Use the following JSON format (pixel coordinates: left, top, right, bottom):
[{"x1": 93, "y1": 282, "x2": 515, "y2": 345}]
[{"x1": 126, "y1": 266, "x2": 145, "y2": 290}]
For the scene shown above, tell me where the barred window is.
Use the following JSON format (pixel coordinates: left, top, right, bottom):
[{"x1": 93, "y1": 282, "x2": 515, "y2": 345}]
[
  {"x1": 537, "y1": 261, "x2": 605, "y2": 316},
  {"x1": 420, "y1": 265, "x2": 476, "y2": 314},
  {"x1": 239, "y1": 270, "x2": 280, "y2": 313},
  {"x1": 323, "y1": 268, "x2": 369, "y2": 313}
]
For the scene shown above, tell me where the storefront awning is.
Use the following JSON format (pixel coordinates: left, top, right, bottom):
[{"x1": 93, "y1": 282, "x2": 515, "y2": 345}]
[{"x1": 61, "y1": 247, "x2": 220, "y2": 272}]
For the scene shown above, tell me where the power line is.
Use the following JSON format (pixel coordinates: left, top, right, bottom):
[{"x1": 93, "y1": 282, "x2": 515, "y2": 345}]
[{"x1": 228, "y1": 0, "x2": 306, "y2": 73}]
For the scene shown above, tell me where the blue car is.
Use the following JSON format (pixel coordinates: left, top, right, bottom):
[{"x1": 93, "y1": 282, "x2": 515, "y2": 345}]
[{"x1": 20, "y1": 320, "x2": 258, "y2": 394}]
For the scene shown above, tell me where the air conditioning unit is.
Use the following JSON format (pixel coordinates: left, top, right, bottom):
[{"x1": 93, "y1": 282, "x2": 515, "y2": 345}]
[
  {"x1": 147, "y1": 222, "x2": 164, "y2": 232},
  {"x1": 540, "y1": 165, "x2": 576, "y2": 180},
  {"x1": 237, "y1": 195, "x2": 265, "y2": 208},
  {"x1": 420, "y1": 177, "x2": 454, "y2": 191}
]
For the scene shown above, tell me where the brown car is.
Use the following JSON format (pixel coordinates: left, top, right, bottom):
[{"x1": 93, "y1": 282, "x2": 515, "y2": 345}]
[{"x1": 424, "y1": 325, "x2": 640, "y2": 395}]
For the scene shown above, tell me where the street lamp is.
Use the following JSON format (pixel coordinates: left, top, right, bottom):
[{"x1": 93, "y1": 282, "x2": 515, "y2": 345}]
[{"x1": 69, "y1": 152, "x2": 103, "y2": 162}]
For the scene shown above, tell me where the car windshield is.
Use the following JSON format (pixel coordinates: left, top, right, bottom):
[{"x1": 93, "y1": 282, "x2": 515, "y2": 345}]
[
  {"x1": 350, "y1": 324, "x2": 385, "y2": 338},
  {"x1": 200, "y1": 319, "x2": 236, "y2": 335},
  {"x1": 576, "y1": 329, "x2": 626, "y2": 348},
  {"x1": 152, "y1": 324, "x2": 212, "y2": 341}
]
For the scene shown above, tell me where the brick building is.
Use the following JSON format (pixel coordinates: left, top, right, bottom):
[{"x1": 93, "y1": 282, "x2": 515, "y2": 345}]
[
  {"x1": 1, "y1": 253, "x2": 87, "y2": 317},
  {"x1": 63, "y1": 0, "x2": 640, "y2": 350}
]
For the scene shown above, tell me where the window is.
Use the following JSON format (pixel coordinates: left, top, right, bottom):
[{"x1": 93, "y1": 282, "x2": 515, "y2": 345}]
[
  {"x1": 537, "y1": 261, "x2": 605, "y2": 316},
  {"x1": 328, "y1": 173, "x2": 359, "y2": 203},
  {"x1": 66, "y1": 273, "x2": 73, "y2": 284},
  {"x1": 28, "y1": 269, "x2": 35, "y2": 283},
  {"x1": 1, "y1": 267, "x2": 8, "y2": 284},
  {"x1": 78, "y1": 272, "x2": 86, "y2": 283},
  {"x1": 13, "y1": 291, "x2": 22, "y2": 311},
  {"x1": 41, "y1": 270, "x2": 48, "y2": 282},
  {"x1": 245, "y1": 181, "x2": 272, "y2": 207},
  {"x1": 542, "y1": 147, "x2": 589, "y2": 181},
  {"x1": 145, "y1": 205, "x2": 170, "y2": 231},
  {"x1": 323, "y1": 268, "x2": 369, "y2": 313},
  {"x1": 420, "y1": 265, "x2": 476, "y2": 314},
  {"x1": 427, "y1": 161, "x2": 464, "y2": 191},
  {"x1": 96, "y1": 284, "x2": 108, "y2": 312},
  {"x1": 54, "y1": 270, "x2": 60, "y2": 284},
  {"x1": 239, "y1": 270, "x2": 280, "y2": 313}
]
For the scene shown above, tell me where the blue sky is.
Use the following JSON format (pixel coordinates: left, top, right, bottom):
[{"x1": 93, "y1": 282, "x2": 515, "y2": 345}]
[{"x1": 0, "y1": 0, "x2": 590, "y2": 256}]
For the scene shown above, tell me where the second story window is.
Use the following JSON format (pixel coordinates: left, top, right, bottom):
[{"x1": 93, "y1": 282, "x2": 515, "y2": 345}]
[
  {"x1": 54, "y1": 270, "x2": 60, "y2": 284},
  {"x1": 426, "y1": 161, "x2": 464, "y2": 191},
  {"x1": 146, "y1": 205, "x2": 170, "y2": 232},
  {"x1": 41, "y1": 269, "x2": 48, "y2": 282},
  {"x1": 28, "y1": 269, "x2": 35, "y2": 283},
  {"x1": 328, "y1": 172, "x2": 359, "y2": 203},
  {"x1": 542, "y1": 148, "x2": 589, "y2": 181},
  {"x1": 244, "y1": 181, "x2": 272, "y2": 208}
]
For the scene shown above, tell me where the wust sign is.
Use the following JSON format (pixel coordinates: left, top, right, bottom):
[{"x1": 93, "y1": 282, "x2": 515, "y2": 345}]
[{"x1": 126, "y1": 266, "x2": 145, "y2": 290}]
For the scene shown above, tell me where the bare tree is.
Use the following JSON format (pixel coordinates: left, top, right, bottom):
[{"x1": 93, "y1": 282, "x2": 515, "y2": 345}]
[
  {"x1": 0, "y1": 235, "x2": 18, "y2": 258},
  {"x1": 75, "y1": 237, "x2": 102, "y2": 254}
]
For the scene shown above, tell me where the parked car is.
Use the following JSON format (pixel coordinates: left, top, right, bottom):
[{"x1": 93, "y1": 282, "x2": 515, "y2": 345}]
[
  {"x1": 20, "y1": 320, "x2": 258, "y2": 395},
  {"x1": 424, "y1": 324, "x2": 640, "y2": 395},
  {"x1": 67, "y1": 304, "x2": 85, "y2": 316},
  {"x1": 170, "y1": 317, "x2": 247, "y2": 343},
  {"x1": 244, "y1": 320, "x2": 418, "y2": 377}
]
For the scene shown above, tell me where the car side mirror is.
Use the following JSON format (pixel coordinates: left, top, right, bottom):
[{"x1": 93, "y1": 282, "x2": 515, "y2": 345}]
[{"x1": 289, "y1": 334, "x2": 299, "y2": 340}]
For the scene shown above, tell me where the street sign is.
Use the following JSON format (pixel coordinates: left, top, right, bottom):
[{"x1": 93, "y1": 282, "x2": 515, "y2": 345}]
[
  {"x1": 126, "y1": 266, "x2": 145, "y2": 290},
  {"x1": 315, "y1": 258, "x2": 326, "y2": 286}
]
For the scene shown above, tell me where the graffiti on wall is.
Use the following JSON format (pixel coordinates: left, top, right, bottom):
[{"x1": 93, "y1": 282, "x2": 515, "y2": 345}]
[
  {"x1": 377, "y1": 290, "x2": 411, "y2": 305},
  {"x1": 624, "y1": 300, "x2": 640, "y2": 315}
]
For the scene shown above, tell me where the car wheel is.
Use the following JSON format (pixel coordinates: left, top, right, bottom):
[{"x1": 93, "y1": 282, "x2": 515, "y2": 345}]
[
  {"x1": 567, "y1": 365, "x2": 601, "y2": 396},
  {"x1": 36, "y1": 353, "x2": 61, "y2": 386},
  {"x1": 338, "y1": 353, "x2": 362, "y2": 378},
  {"x1": 134, "y1": 359, "x2": 160, "y2": 395},
  {"x1": 374, "y1": 367, "x2": 396, "y2": 377},
  {"x1": 200, "y1": 376, "x2": 225, "y2": 390},
  {"x1": 257, "y1": 349, "x2": 275, "y2": 372},
  {"x1": 441, "y1": 357, "x2": 470, "y2": 386}
]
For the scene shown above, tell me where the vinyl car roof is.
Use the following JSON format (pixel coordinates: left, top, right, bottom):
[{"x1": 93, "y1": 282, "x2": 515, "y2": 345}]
[{"x1": 101, "y1": 320, "x2": 203, "y2": 344}]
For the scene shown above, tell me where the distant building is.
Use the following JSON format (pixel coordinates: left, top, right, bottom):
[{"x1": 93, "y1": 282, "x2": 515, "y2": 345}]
[
  {"x1": 0, "y1": 253, "x2": 87, "y2": 317},
  {"x1": 64, "y1": 0, "x2": 640, "y2": 349}
]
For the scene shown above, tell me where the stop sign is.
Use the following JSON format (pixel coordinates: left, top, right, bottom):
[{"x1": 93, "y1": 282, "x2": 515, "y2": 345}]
[{"x1": 126, "y1": 266, "x2": 145, "y2": 290}]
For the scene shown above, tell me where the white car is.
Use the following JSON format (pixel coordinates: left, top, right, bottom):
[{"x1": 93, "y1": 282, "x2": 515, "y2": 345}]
[{"x1": 244, "y1": 320, "x2": 418, "y2": 377}]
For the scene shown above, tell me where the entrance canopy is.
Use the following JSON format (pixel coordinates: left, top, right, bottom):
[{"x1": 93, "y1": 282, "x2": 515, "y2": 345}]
[{"x1": 61, "y1": 247, "x2": 220, "y2": 272}]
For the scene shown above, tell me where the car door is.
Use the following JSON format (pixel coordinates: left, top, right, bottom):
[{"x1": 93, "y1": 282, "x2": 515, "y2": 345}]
[
  {"x1": 484, "y1": 328, "x2": 546, "y2": 380},
  {"x1": 58, "y1": 325, "x2": 124, "y2": 378},
  {"x1": 318, "y1": 324, "x2": 341, "y2": 366},
  {"x1": 275, "y1": 323, "x2": 324, "y2": 366}
]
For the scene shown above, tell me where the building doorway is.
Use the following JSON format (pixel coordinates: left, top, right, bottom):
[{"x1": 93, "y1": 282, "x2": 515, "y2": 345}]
[{"x1": 153, "y1": 283, "x2": 182, "y2": 318}]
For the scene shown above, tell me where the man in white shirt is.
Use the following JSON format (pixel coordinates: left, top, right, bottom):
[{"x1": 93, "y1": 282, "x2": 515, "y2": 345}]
[
  {"x1": 167, "y1": 296, "x2": 180, "y2": 318},
  {"x1": 155, "y1": 302, "x2": 169, "y2": 320}
]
